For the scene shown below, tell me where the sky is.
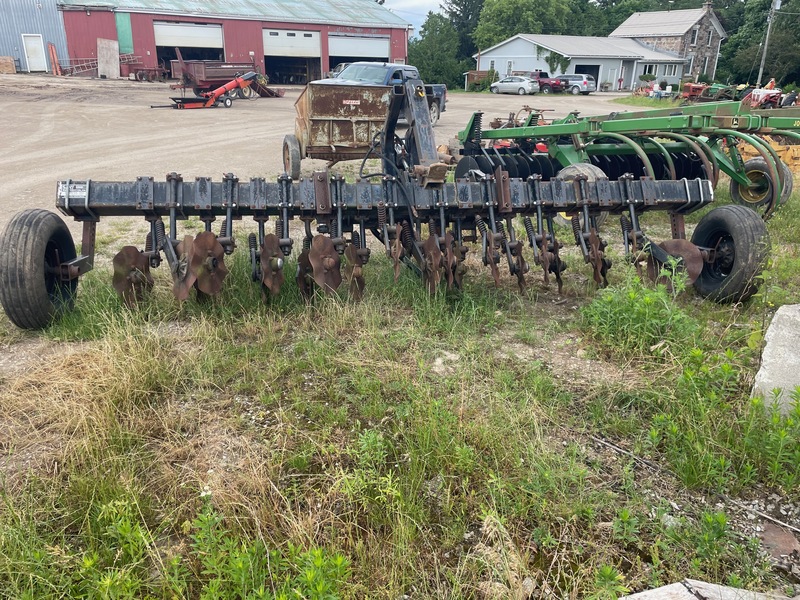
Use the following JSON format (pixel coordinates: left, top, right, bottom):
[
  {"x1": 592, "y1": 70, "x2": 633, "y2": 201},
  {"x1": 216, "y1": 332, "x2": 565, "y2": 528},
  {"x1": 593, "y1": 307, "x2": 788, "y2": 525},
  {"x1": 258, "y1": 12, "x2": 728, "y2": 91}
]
[{"x1": 382, "y1": 0, "x2": 439, "y2": 37}]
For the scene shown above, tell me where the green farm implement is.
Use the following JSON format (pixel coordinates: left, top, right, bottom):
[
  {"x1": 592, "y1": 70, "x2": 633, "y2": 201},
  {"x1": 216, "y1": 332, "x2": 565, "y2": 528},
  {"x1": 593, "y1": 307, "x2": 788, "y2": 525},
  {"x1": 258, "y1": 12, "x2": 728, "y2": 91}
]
[{"x1": 0, "y1": 90, "x2": 797, "y2": 329}]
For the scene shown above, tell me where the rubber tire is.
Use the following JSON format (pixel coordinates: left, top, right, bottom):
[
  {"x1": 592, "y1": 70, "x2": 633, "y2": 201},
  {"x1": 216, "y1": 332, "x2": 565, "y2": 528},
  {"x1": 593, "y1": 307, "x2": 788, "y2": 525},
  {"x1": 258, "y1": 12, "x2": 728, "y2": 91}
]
[
  {"x1": 223, "y1": 96, "x2": 233, "y2": 108},
  {"x1": 0, "y1": 209, "x2": 78, "y2": 329},
  {"x1": 691, "y1": 204, "x2": 769, "y2": 303},
  {"x1": 553, "y1": 163, "x2": 609, "y2": 229},
  {"x1": 490, "y1": 86, "x2": 499, "y2": 94},
  {"x1": 571, "y1": 86, "x2": 580, "y2": 95},
  {"x1": 239, "y1": 85, "x2": 254, "y2": 100},
  {"x1": 541, "y1": 85, "x2": 551, "y2": 94},
  {"x1": 429, "y1": 102, "x2": 440, "y2": 127},
  {"x1": 778, "y1": 159, "x2": 793, "y2": 206},
  {"x1": 518, "y1": 87, "x2": 527, "y2": 95},
  {"x1": 283, "y1": 134, "x2": 302, "y2": 180}
]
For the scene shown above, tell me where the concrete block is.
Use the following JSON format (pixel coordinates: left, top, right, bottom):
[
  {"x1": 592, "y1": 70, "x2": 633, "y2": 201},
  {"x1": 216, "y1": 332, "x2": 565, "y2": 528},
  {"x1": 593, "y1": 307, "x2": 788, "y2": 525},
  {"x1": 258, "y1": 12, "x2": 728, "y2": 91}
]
[
  {"x1": 97, "y1": 38, "x2": 120, "y2": 79},
  {"x1": 752, "y1": 304, "x2": 800, "y2": 416},
  {"x1": 623, "y1": 580, "x2": 793, "y2": 600}
]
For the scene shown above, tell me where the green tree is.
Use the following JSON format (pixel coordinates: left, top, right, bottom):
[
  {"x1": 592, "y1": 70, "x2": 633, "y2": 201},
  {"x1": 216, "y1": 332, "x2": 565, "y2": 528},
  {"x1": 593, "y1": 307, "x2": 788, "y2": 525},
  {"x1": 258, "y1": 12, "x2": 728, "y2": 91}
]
[
  {"x1": 441, "y1": 0, "x2": 485, "y2": 60},
  {"x1": 408, "y1": 12, "x2": 470, "y2": 89},
  {"x1": 472, "y1": 0, "x2": 571, "y2": 50}
]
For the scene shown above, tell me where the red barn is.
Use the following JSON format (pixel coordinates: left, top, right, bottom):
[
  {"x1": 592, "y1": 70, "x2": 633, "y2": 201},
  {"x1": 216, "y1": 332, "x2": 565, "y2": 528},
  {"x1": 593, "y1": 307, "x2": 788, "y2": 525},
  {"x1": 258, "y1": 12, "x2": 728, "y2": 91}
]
[{"x1": 57, "y1": 0, "x2": 411, "y2": 83}]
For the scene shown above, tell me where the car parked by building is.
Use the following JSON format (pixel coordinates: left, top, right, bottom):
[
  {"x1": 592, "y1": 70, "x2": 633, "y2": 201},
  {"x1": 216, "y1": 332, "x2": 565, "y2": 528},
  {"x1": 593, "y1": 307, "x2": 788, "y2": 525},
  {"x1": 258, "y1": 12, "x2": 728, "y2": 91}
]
[
  {"x1": 559, "y1": 74, "x2": 597, "y2": 95},
  {"x1": 490, "y1": 75, "x2": 540, "y2": 95}
]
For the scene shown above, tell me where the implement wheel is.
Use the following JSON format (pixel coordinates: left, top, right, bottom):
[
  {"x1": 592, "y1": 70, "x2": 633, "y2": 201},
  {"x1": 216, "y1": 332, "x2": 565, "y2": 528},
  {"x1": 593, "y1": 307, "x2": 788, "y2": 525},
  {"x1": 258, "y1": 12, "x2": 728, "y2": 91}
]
[
  {"x1": 283, "y1": 134, "x2": 302, "y2": 180},
  {"x1": 0, "y1": 210, "x2": 78, "y2": 329},
  {"x1": 553, "y1": 163, "x2": 609, "y2": 229},
  {"x1": 691, "y1": 205, "x2": 769, "y2": 303},
  {"x1": 729, "y1": 157, "x2": 787, "y2": 218}
]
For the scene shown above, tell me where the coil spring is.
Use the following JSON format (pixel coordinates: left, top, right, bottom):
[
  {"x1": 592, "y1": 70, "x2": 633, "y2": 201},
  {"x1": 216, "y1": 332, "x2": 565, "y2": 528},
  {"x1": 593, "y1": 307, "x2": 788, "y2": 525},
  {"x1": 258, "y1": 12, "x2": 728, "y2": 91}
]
[
  {"x1": 428, "y1": 219, "x2": 438, "y2": 237},
  {"x1": 620, "y1": 215, "x2": 632, "y2": 236},
  {"x1": 571, "y1": 215, "x2": 582, "y2": 246},
  {"x1": 219, "y1": 219, "x2": 227, "y2": 237},
  {"x1": 400, "y1": 221, "x2": 414, "y2": 251},
  {"x1": 352, "y1": 230, "x2": 361, "y2": 249},
  {"x1": 475, "y1": 217, "x2": 488, "y2": 237},
  {"x1": 302, "y1": 236, "x2": 312, "y2": 252},
  {"x1": 155, "y1": 220, "x2": 167, "y2": 248},
  {"x1": 473, "y1": 113, "x2": 483, "y2": 144},
  {"x1": 275, "y1": 219, "x2": 284, "y2": 237},
  {"x1": 523, "y1": 217, "x2": 535, "y2": 245},
  {"x1": 248, "y1": 232, "x2": 257, "y2": 251},
  {"x1": 145, "y1": 232, "x2": 153, "y2": 253},
  {"x1": 329, "y1": 220, "x2": 338, "y2": 238},
  {"x1": 496, "y1": 220, "x2": 508, "y2": 244},
  {"x1": 377, "y1": 204, "x2": 387, "y2": 228}
]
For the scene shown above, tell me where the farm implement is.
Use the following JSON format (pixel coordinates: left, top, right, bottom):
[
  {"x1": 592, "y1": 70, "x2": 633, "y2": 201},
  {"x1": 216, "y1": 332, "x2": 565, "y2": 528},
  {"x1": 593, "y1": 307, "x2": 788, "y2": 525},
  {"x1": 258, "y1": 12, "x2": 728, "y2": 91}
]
[
  {"x1": 152, "y1": 71, "x2": 258, "y2": 109},
  {"x1": 1, "y1": 84, "x2": 798, "y2": 329}
]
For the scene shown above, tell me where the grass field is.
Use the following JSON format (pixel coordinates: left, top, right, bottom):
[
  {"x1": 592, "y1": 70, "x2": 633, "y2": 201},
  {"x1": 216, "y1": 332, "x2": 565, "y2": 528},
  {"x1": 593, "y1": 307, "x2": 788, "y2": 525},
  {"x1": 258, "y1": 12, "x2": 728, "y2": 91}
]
[{"x1": 1, "y1": 182, "x2": 799, "y2": 598}]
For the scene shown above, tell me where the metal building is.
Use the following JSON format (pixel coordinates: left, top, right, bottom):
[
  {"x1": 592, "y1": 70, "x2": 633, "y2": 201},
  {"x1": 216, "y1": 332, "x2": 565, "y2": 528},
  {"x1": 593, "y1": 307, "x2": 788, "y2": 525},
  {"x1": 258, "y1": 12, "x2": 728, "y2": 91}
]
[
  {"x1": 56, "y1": 0, "x2": 411, "y2": 83},
  {"x1": 0, "y1": 0, "x2": 69, "y2": 72}
]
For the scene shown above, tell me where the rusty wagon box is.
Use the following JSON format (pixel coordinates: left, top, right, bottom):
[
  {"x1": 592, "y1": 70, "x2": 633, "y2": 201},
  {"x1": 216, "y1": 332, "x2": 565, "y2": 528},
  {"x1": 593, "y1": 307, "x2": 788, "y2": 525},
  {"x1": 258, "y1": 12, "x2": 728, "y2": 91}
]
[
  {"x1": 170, "y1": 59, "x2": 257, "y2": 91},
  {"x1": 281, "y1": 82, "x2": 393, "y2": 179}
]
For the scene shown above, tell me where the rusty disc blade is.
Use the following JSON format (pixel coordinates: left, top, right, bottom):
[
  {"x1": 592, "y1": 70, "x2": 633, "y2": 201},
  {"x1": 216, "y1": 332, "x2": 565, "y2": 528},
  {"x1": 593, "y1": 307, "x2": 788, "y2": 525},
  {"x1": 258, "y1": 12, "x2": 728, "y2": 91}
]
[
  {"x1": 172, "y1": 235, "x2": 197, "y2": 301},
  {"x1": 391, "y1": 236, "x2": 403, "y2": 281},
  {"x1": 344, "y1": 244, "x2": 365, "y2": 300},
  {"x1": 308, "y1": 235, "x2": 342, "y2": 293},
  {"x1": 443, "y1": 232, "x2": 456, "y2": 290},
  {"x1": 112, "y1": 246, "x2": 153, "y2": 307},
  {"x1": 190, "y1": 231, "x2": 228, "y2": 296},
  {"x1": 647, "y1": 239, "x2": 704, "y2": 285},
  {"x1": 260, "y1": 233, "x2": 285, "y2": 297},
  {"x1": 421, "y1": 234, "x2": 443, "y2": 294},
  {"x1": 297, "y1": 249, "x2": 313, "y2": 300}
]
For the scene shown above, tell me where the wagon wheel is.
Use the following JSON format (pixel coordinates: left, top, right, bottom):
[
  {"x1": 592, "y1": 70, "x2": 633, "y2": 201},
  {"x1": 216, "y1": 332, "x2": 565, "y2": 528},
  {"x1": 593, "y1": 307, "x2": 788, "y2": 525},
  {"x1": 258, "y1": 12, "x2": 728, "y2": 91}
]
[
  {"x1": 0, "y1": 209, "x2": 78, "y2": 329},
  {"x1": 223, "y1": 96, "x2": 233, "y2": 108},
  {"x1": 282, "y1": 134, "x2": 302, "y2": 180},
  {"x1": 691, "y1": 205, "x2": 769, "y2": 303}
]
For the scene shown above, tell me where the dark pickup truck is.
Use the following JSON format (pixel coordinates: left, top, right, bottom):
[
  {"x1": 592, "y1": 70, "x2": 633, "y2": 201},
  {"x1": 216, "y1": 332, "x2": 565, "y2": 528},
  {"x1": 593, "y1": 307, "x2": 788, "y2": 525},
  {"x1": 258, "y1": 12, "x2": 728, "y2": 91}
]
[{"x1": 314, "y1": 61, "x2": 447, "y2": 125}]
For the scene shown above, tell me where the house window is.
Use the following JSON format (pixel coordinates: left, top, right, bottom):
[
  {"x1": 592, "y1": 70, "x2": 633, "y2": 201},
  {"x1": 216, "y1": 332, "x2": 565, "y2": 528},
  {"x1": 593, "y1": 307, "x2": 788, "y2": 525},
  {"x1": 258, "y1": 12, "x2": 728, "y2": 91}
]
[
  {"x1": 690, "y1": 28, "x2": 698, "y2": 46},
  {"x1": 687, "y1": 56, "x2": 694, "y2": 74},
  {"x1": 665, "y1": 64, "x2": 677, "y2": 77},
  {"x1": 707, "y1": 30, "x2": 713, "y2": 47},
  {"x1": 642, "y1": 64, "x2": 656, "y2": 75},
  {"x1": 489, "y1": 60, "x2": 495, "y2": 71},
  {"x1": 506, "y1": 60, "x2": 513, "y2": 74},
  {"x1": 703, "y1": 56, "x2": 709, "y2": 75}
]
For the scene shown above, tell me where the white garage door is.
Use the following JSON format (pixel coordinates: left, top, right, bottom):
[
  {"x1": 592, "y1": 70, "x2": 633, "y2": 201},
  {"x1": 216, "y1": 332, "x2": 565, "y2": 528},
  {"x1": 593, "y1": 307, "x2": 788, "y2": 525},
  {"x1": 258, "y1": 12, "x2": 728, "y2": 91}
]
[
  {"x1": 263, "y1": 30, "x2": 320, "y2": 57},
  {"x1": 328, "y1": 35, "x2": 390, "y2": 58},
  {"x1": 154, "y1": 22, "x2": 223, "y2": 48}
]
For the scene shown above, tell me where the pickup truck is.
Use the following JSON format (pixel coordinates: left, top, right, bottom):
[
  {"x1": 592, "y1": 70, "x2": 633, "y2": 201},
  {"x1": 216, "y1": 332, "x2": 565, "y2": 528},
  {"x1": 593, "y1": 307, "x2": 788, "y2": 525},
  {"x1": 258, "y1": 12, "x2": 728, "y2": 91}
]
[
  {"x1": 313, "y1": 61, "x2": 447, "y2": 125},
  {"x1": 517, "y1": 71, "x2": 563, "y2": 94}
]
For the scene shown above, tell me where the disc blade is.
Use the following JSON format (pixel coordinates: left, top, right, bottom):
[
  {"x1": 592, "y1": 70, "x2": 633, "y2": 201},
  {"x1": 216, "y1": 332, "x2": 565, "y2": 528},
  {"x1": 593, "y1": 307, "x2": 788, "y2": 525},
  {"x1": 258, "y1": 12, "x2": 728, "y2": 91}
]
[
  {"x1": 112, "y1": 246, "x2": 153, "y2": 307},
  {"x1": 308, "y1": 235, "x2": 342, "y2": 293},
  {"x1": 191, "y1": 231, "x2": 228, "y2": 296},
  {"x1": 260, "y1": 233, "x2": 285, "y2": 296}
]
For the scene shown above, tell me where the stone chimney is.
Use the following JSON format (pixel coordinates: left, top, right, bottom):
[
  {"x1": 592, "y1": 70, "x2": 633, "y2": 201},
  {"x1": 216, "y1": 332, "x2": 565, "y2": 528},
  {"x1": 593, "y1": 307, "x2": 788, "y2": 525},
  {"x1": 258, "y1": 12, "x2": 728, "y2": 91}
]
[{"x1": 703, "y1": 1, "x2": 713, "y2": 11}]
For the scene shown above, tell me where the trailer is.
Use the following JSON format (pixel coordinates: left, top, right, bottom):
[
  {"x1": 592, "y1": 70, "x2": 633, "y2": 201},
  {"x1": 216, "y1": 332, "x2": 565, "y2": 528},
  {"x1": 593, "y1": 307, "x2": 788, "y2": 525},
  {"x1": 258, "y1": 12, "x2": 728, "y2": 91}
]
[{"x1": 171, "y1": 48, "x2": 260, "y2": 99}]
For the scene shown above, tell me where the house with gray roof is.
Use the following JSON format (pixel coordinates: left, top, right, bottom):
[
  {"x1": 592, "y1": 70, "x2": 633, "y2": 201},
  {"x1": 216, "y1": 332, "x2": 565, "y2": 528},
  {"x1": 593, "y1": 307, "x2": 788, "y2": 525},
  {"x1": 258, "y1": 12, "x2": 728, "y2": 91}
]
[
  {"x1": 610, "y1": 1, "x2": 727, "y2": 80},
  {"x1": 474, "y1": 33, "x2": 686, "y2": 91}
]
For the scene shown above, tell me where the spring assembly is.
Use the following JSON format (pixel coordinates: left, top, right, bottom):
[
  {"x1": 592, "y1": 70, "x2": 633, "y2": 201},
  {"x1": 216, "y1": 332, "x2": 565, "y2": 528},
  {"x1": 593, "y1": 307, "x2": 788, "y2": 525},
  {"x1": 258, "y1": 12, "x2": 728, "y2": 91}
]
[
  {"x1": 219, "y1": 219, "x2": 227, "y2": 237},
  {"x1": 400, "y1": 221, "x2": 415, "y2": 251},
  {"x1": 144, "y1": 232, "x2": 153, "y2": 253},
  {"x1": 475, "y1": 216, "x2": 488, "y2": 237},
  {"x1": 620, "y1": 215, "x2": 634, "y2": 254},
  {"x1": 155, "y1": 220, "x2": 167, "y2": 249},
  {"x1": 352, "y1": 230, "x2": 361, "y2": 249},
  {"x1": 302, "y1": 236, "x2": 312, "y2": 252},
  {"x1": 571, "y1": 215, "x2": 582, "y2": 246},
  {"x1": 496, "y1": 220, "x2": 508, "y2": 245},
  {"x1": 377, "y1": 203, "x2": 387, "y2": 228},
  {"x1": 523, "y1": 217, "x2": 536, "y2": 246},
  {"x1": 248, "y1": 232, "x2": 257, "y2": 252},
  {"x1": 428, "y1": 219, "x2": 439, "y2": 238},
  {"x1": 275, "y1": 218, "x2": 283, "y2": 237}
]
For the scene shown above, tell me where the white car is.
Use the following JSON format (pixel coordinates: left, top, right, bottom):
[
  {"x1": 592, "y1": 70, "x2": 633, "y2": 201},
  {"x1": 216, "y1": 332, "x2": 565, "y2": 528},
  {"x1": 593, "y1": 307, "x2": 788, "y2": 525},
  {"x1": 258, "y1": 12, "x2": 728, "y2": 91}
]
[{"x1": 490, "y1": 76, "x2": 540, "y2": 95}]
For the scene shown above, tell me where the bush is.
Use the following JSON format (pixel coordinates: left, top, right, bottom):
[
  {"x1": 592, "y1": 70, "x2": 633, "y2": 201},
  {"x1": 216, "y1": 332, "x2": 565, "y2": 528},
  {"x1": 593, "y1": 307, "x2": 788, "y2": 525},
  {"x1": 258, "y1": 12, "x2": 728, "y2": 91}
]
[
  {"x1": 698, "y1": 73, "x2": 712, "y2": 84},
  {"x1": 639, "y1": 73, "x2": 656, "y2": 83}
]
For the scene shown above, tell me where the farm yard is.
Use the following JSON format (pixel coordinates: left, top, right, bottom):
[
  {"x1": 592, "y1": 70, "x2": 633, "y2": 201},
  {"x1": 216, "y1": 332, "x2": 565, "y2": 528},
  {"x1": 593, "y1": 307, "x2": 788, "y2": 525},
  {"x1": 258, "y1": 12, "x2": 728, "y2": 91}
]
[{"x1": 1, "y1": 73, "x2": 800, "y2": 599}]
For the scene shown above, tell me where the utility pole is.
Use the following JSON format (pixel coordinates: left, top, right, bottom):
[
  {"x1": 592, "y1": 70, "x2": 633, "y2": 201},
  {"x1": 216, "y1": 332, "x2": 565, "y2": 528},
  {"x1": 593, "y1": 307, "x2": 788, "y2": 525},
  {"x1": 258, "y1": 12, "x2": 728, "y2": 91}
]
[{"x1": 756, "y1": 0, "x2": 782, "y2": 87}]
